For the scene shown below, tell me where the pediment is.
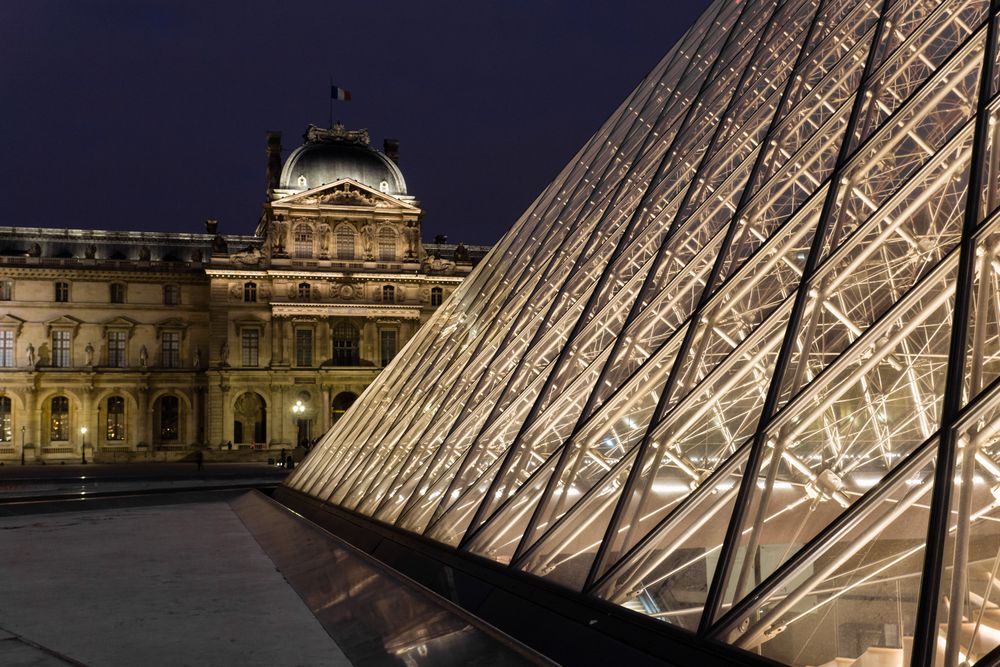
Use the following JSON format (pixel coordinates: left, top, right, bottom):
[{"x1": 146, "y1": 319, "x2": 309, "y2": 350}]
[
  {"x1": 272, "y1": 179, "x2": 418, "y2": 212},
  {"x1": 104, "y1": 316, "x2": 138, "y2": 328},
  {"x1": 0, "y1": 313, "x2": 25, "y2": 332},
  {"x1": 45, "y1": 314, "x2": 82, "y2": 335},
  {"x1": 156, "y1": 317, "x2": 187, "y2": 329}
]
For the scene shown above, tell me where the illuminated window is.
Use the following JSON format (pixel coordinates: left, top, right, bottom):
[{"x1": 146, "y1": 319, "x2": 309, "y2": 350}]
[
  {"x1": 52, "y1": 331, "x2": 71, "y2": 367},
  {"x1": 431, "y1": 287, "x2": 443, "y2": 307},
  {"x1": 106, "y1": 396, "x2": 125, "y2": 441},
  {"x1": 241, "y1": 329, "x2": 259, "y2": 367},
  {"x1": 163, "y1": 284, "x2": 180, "y2": 305},
  {"x1": 295, "y1": 329, "x2": 313, "y2": 367},
  {"x1": 110, "y1": 283, "x2": 126, "y2": 304},
  {"x1": 243, "y1": 282, "x2": 257, "y2": 303},
  {"x1": 378, "y1": 227, "x2": 396, "y2": 261},
  {"x1": 0, "y1": 331, "x2": 13, "y2": 367},
  {"x1": 337, "y1": 227, "x2": 356, "y2": 260},
  {"x1": 50, "y1": 396, "x2": 69, "y2": 441},
  {"x1": 294, "y1": 225, "x2": 313, "y2": 258},
  {"x1": 158, "y1": 395, "x2": 179, "y2": 441},
  {"x1": 54, "y1": 281, "x2": 69, "y2": 303},
  {"x1": 107, "y1": 331, "x2": 126, "y2": 367},
  {"x1": 161, "y1": 331, "x2": 181, "y2": 368},
  {"x1": 0, "y1": 396, "x2": 10, "y2": 442},
  {"x1": 380, "y1": 329, "x2": 397, "y2": 366},
  {"x1": 382, "y1": 285, "x2": 395, "y2": 303},
  {"x1": 332, "y1": 322, "x2": 360, "y2": 366}
]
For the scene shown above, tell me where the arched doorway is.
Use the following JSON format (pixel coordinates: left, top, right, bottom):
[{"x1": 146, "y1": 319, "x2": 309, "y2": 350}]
[
  {"x1": 234, "y1": 392, "x2": 266, "y2": 444},
  {"x1": 331, "y1": 392, "x2": 358, "y2": 425}
]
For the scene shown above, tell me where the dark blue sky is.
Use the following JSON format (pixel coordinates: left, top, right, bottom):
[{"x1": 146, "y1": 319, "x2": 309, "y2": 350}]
[{"x1": 2, "y1": 1, "x2": 711, "y2": 245}]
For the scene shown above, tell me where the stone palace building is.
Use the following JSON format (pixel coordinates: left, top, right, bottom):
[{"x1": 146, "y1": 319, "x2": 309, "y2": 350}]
[{"x1": 0, "y1": 123, "x2": 486, "y2": 462}]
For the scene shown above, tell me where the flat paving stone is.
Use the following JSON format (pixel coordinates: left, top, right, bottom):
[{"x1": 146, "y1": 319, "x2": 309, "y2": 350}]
[{"x1": 0, "y1": 501, "x2": 350, "y2": 667}]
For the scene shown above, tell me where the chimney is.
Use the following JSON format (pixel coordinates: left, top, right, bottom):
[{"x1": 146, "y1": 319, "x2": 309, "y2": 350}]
[
  {"x1": 266, "y1": 131, "x2": 283, "y2": 192},
  {"x1": 205, "y1": 219, "x2": 218, "y2": 235},
  {"x1": 383, "y1": 138, "x2": 400, "y2": 165}
]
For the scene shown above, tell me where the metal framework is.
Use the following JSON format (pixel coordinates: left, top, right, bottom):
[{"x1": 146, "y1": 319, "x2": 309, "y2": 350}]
[{"x1": 286, "y1": 1, "x2": 1000, "y2": 664}]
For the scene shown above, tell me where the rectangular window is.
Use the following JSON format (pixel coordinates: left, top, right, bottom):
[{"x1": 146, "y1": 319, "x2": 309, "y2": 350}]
[
  {"x1": 380, "y1": 329, "x2": 398, "y2": 367},
  {"x1": 54, "y1": 282, "x2": 69, "y2": 303},
  {"x1": 0, "y1": 280, "x2": 12, "y2": 301},
  {"x1": 295, "y1": 329, "x2": 313, "y2": 367},
  {"x1": 163, "y1": 285, "x2": 180, "y2": 305},
  {"x1": 161, "y1": 331, "x2": 181, "y2": 368},
  {"x1": 241, "y1": 329, "x2": 260, "y2": 367},
  {"x1": 107, "y1": 331, "x2": 126, "y2": 367},
  {"x1": 110, "y1": 283, "x2": 126, "y2": 303},
  {"x1": 52, "y1": 331, "x2": 71, "y2": 367},
  {"x1": 431, "y1": 287, "x2": 443, "y2": 306},
  {"x1": 0, "y1": 331, "x2": 13, "y2": 367}
]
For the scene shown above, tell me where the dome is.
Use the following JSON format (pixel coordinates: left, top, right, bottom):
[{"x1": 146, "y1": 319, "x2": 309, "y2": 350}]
[{"x1": 278, "y1": 125, "x2": 407, "y2": 196}]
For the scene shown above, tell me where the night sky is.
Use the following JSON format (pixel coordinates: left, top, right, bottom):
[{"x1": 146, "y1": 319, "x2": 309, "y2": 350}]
[{"x1": 2, "y1": 1, "x2": 712, "y2": 246}]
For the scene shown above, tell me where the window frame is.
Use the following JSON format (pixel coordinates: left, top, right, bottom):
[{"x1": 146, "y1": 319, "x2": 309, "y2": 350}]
[
  {"x1": 241, "y1": 327, "x2": 260, "y2": 367},
  {"x1": 109, "y1": 283, "x2": 126, "y2": 304},
  {"x1": 294, "y1": 328, "x2": 314, "y2": 367},
  {"x1": 54, "y1": 281, "x2": 70, "y2": 303}
]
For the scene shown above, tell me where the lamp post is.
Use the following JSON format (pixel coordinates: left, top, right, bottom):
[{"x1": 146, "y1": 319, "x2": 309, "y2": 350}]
[
  {"x1": 80, "y1": 426, "x2": 88, "y2": 464},
  {"x1": 291, "y1": 400, "x2": 305, "y2": 450},
  {"x1": 20, "y1": 425, "x2": 25, "y2": 466}
]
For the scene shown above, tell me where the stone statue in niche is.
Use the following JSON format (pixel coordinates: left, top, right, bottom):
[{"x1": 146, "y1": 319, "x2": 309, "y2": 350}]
[
  {"x1": 85, "y1": 244, "x2": 97, "y2": 259},
  {"x1": 84, "y1": 342, "x2": 94, "y2": 366},
  {"x1": 270, "y1": 220, "x2": 287, "y2": 254},
  {"x1": 193, "y1": 347, "x2": 202, "y2": 369},
  {"x1": 27, "y1": 243, "x2": 41, "y2": 257},
  {"x1": 319, "y1": 226, "x2": 331, "y2": 255},
  {"x1": 403, "y1": 222, "x2": 419, "y2": 259},
  {"x1": 139, "y1": 345, "x2": 148, "y2": 368},
  {"x1": 25, "y1": 343, "x2": 35, "y2": 367},
  {"x1": 139, "y1": 245, "x2": 151, "y2": 261},
  {"x1": 220, "y1": 340, "x2": 230, "y2": 366},
  {"x1": 360, "y1": 224, "x2": 374, "y2": 260}
]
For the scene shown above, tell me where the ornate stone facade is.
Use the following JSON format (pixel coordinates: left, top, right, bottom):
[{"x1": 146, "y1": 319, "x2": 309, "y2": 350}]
[{"x1": 0, "y1": 125, "x2": 488, "y2": 461}]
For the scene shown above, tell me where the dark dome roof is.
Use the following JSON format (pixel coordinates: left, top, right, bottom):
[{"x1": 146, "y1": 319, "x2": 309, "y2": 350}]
[{"x1": 278, "y1": 126, "x2": 407, "y2": 196}]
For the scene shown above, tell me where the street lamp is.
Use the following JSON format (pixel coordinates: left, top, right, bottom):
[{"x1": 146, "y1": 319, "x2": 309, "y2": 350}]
[
  {"x1": 291, "y1": 400, "x2": 306, "y2": 450},
  {"x1": 80, "y1": 426, "x2": 88, "y2": 464}
]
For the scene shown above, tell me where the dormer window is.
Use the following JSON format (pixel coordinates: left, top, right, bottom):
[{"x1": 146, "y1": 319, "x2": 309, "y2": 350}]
[
  {"x1": 431, "y1": 287, "x2": 443, "y2": 307},
  {"x1": 297, "y1": 175, "x2": 307, "y2": 188},
  {"x1": 379, "y1": 180, "x2": 389, "y2": 193}
]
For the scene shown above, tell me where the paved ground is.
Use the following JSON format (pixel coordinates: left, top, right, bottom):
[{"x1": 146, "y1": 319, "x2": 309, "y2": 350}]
[{"x1": 0, "y1": 496, "x2": 350, "y2": 667}]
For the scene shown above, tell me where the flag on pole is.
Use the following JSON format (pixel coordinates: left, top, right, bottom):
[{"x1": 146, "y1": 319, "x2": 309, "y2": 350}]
[{"x1": 331, "y1": 86, "x2": 352, "y2": 101}]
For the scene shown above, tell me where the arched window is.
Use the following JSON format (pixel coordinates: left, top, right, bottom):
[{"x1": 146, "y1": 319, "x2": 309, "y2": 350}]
[
  {"x1": 50, "y1": 396, "x2": 69, "y2": 441},
  {"x1": 331, "y1": 392, "x2": 357, "y2": 424},
  {"x1": 54, "y1": 281, "x2": 70, "y2": 303},
  {"x1": 382, "y1": 285, "x2": 396, "y2": 303},
  {"x1": 243, "y1": 282, "x2": 257, "y2": 302},
  {"x1": 0, "y1": 396, "x2": 11, "y2": 442},
  {"x1": 332, "y1": 322, "x2": 360, "y2": 366},
  {"x1": 431, "y1": 287, "x2": 443, "y2": 307},
  {"x1": 298, "y1": 282, "x2": 311, "y2": 300},
  {"x1": 294, "y1": 225, "x2": 313, "y2": 258},
  {"x1": 106, "y1": 396, "x2": 125, "y2": 441},
  {"x1": 336, "y1": 226, "x2": 356, "y2": 260},
  {"x1": 378, "y1": 227, "x2": 396, "y2": 261},
  {"x1": 158, "y1": 395, "x2": 179, "y2": 441}
]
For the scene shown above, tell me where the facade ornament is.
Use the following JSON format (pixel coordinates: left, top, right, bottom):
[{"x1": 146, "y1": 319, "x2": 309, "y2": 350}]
[
  {"x1": 270, "y1": 219, "x2": 287, "y2": 254},
  {"x1": 258, "y1": 285, "x2": 271, "y2": 300},
  {"x1": 212, "y1": 234, "x2": 228, "y2": 254},
  {"x1": 422, "y1": 255, "x2": 456, "y2": 275},
  {"x1": 318, "y1": 225, "x2": 331, "y2": 254},
  {"x1": 231, "y1": 246, "x2": 262, "y2": 266},
  {"x1": 360, "y1": 224, "x2": 374, "y2": 259},
  {"x1": 25, "y1": 343, "x2": 35, "y2": 368},
  {"x1": 27, "y1": 243, "x2": 41, "y2": 257},
  {"x1": 139, "y1": 245, "x2": 151, "y2": 261},
  {"x1": 84, "y1": 342, "x2": 94, "y2": 366},
  {"x1": 193, "y1": 347, "x2": 202, "y2": 369},
  {"x1": 139, "y1": 345, "x2": 148, "y2": 368},
  {"x1": 220, "y1": 340, "x2": 230, "y2": 366},
  {"x1": 455, "y1": 242, "x2": 469, "y2": 262},
  {"x1": 229, "y1": 284, "x2": 242, "y2": 299},
  {"x1": 403, "y1": 222, "x2": 419, "y2": 259}
]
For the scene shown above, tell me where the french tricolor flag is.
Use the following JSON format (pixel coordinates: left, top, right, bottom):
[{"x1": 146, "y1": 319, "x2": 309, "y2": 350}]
[{"x1": 331, "y1": 85, "x2": 352, "y2": 101}]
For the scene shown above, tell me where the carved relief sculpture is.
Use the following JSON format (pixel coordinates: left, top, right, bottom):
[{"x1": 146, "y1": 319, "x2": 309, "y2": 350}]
[
  {"x1": 361, "y1": 224, "x2": 374, "y2": 260},
  {"x1": 403, "y1": 222, "x2": 419, "y2": 259}
]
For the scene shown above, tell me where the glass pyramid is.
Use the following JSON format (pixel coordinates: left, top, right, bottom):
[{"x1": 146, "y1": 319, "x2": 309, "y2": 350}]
[{"x1": 288, "y1": 0, "x2": 1000, "y2": 664}]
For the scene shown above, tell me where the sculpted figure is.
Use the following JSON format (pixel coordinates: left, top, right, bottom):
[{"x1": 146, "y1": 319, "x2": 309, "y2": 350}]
[
  {"x1": 270, "y1": 220, "x2": 287, "y2": 253},
  {"x1": 191, "y1": 248, "x2": 203, "y2": 263},
  {"x1": 139, "y1": 345, "x2": 148, "y2": 368},
  {"x1": 27, "y1": 243, "x2": 41, "y2": 257},
  {"x1": 220, "y1": 340, "x2": 230, "y2": 365},
  {"x1": 84, "y1": 342, "x2": 94, "y2": 366},
  {"x1": 139, "y1": 245, "x2": 151, "y2": 261},
  {"x1": 193, "y1": 347, "x2": 202, "y2": 369},
  {"x1": 360, "y1": 224, "x2": 374, "y2": 259},
  {"x1": 319, "y1": 226, "x2": 331, "y2": 253},
  {"x1": 85, "y1": 244, "x2": 97, "y2": 259},
  {"x1": 403, "y1": 222, "x2": 419, "y2": 258},
  {"x1": 25, "y1": 343, "x2": 35, "y2": 367}
]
